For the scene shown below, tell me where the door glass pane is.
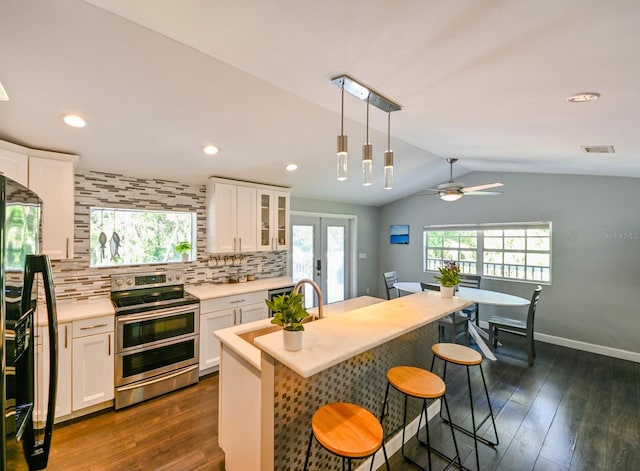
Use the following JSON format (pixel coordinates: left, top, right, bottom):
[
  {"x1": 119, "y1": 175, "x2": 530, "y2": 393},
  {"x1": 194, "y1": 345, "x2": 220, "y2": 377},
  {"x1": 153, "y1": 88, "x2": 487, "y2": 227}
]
[
  {"x1": 326, "y1": 225, "x2": 345, "y2": 304},
  {"x1": 292, "y1": 225, "x2": 315, "y2": 308}
]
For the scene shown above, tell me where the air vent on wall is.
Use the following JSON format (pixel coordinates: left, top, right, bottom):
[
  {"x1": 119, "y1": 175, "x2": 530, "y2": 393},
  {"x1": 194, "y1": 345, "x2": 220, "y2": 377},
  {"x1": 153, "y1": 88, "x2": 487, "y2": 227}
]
[{"x1": 581, "y1": 145, "x2": 615, "y2": 154}]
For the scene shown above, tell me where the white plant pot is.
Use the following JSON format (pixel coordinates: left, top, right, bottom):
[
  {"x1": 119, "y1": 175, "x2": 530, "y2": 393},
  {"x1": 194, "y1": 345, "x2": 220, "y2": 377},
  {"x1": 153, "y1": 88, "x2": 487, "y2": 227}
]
[
  {"x1": 283, "y1": 329, "x2": 303, "y2": 351},
  {"x1": 181, "y1": 253, "x2": 189, "y2": 262},
  {"x1": 440, "y1": 286, "x2": 454, "y2": 298}
]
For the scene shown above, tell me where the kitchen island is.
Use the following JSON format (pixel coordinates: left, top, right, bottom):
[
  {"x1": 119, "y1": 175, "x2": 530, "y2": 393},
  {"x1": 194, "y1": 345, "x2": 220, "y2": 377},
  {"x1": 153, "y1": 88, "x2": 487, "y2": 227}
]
[{"x1": 215, "y1": 291, "x2": 472, "y2": 470}]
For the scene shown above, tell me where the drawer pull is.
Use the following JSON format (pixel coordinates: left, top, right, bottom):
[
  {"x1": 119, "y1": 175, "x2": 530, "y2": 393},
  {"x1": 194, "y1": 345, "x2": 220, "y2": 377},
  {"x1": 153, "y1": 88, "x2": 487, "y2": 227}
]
[
  {"x1": 80, "y1": 323, "x2": 108, "y2": 330},
  {"x1": 230, "y1": 299, "x2": 245, "y2": 304}
]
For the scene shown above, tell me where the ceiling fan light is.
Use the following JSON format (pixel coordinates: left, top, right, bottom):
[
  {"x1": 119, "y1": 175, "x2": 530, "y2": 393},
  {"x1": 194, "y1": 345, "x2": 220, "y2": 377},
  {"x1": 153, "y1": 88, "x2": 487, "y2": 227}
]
[{"x1": 439, "y1": 190, "x2": 463, "y2": 202}]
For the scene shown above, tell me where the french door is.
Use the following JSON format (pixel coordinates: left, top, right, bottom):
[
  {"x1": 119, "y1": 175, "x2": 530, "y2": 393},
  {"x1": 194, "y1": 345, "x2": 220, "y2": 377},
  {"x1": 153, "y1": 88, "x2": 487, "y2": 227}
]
[{"x1": 291, "y1": 216, "x2": 351, "y2": 308}]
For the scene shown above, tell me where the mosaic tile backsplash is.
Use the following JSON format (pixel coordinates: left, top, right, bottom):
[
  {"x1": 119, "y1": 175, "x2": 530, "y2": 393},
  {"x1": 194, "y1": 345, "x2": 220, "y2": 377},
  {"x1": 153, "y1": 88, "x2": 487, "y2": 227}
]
[
  {"x1": 271, "y1": 323, "x2": 439, "y2": 470},
  {"x1": 51, "y1": 171, "x2": 287, "y2": 300}
]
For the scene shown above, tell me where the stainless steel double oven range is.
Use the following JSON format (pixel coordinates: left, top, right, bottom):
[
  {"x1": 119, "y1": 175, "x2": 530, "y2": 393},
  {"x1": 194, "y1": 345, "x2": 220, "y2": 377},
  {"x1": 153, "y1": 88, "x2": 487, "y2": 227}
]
[{"x1": 110, "y1": 270, "x2": 200, "y2": 409}]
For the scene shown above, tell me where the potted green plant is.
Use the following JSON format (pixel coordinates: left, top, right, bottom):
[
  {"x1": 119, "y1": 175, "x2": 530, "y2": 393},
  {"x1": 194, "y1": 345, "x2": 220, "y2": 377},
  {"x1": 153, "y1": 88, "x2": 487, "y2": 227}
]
[
  {"x1": 265, "y1": 291, "x2": 310, "y2": 351},
  {"x1": 175, "y1": 241, "x2": 192, "y2": 262},
  {"x1": 433, "y1": 261, "x2": 460, "y2": 298}
]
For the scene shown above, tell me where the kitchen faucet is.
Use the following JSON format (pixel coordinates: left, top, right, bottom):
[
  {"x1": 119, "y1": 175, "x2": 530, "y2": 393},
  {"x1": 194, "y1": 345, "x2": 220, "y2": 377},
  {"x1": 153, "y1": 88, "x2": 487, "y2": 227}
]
[{"x1": 293, "y1": 278, "x2": 324, "y2": 320}]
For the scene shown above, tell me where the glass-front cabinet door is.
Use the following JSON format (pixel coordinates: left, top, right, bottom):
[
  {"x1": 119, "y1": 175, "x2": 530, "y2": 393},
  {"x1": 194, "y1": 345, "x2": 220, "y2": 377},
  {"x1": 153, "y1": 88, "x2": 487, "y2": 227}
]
[{"x1": 257, "y1": 189, "x2": 289, "y2": 251}]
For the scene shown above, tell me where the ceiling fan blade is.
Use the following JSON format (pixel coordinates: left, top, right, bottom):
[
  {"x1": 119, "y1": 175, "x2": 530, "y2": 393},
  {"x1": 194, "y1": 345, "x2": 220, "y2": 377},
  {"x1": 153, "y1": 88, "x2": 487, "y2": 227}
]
[
  {"x1": 463, "y1": 191, "x2": 502, "y2": 196},
  {"x1": 462, "y1": 182, "x2": 503, "y2": 193}
]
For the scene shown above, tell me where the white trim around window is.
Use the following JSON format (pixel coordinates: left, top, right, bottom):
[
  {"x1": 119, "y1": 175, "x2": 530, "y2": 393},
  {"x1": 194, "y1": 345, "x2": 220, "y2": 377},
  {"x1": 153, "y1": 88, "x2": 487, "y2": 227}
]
[{"x1": 423, "y1": 221, "x2": 552, "y2": 283}]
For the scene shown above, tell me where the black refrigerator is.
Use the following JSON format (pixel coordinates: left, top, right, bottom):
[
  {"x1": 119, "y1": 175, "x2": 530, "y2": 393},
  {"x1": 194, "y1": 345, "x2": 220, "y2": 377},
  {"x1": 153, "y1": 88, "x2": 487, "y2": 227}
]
[{"x1": 1, "y1": 176, "x2": 58, "y2": 470}]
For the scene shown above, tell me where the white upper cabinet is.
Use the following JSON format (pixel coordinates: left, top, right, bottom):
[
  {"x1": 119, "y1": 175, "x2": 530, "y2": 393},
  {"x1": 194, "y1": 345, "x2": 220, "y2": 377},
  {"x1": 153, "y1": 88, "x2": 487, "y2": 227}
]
[
  {"x1": 257, "y1": 189, "x2": 290, "y2": 251},
  {"x1": 207, "y1": 177, "x2": 288, "y2": 253},
  {"x1": 28, "y1": 157, "x2": 75, "y2": 259},
  {"x1": 207, "y1": 180, "x2": 257, "y2": 253},
  {"x1": 0, "y1": 148, "x2": 28, "y2": 186},
  {"x1": 0, "y1": 140, "x2": 77, "y2": 260}
]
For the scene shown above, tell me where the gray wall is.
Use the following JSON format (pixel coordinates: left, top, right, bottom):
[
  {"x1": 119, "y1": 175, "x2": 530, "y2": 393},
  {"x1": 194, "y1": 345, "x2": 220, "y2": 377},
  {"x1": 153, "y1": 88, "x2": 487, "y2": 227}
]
[
  {"x1": 290, "y1": 197, "x2": 380, "y2": 298},
  {"x1": 378, "y1": 172, "x2": 640, "y2": 355}
]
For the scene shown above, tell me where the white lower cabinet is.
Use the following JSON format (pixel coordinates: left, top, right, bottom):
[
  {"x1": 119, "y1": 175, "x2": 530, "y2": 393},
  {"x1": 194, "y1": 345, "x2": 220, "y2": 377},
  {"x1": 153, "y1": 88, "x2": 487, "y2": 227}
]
[
  {"x1": 199, "y1": 291, "x2": 268, "y2": 374},
  {"x1": 72, "y1": 316, "x2": 114, "y2": 411},
  {"x1": 55, "y1": 323, "x2": 73, "y2": 418},
  {"x1": 200, "y1": 309, "x2": 235, "y2": 372},
  {"x1": 35, "y1": 322, "x2": 72, "y2": 422}
]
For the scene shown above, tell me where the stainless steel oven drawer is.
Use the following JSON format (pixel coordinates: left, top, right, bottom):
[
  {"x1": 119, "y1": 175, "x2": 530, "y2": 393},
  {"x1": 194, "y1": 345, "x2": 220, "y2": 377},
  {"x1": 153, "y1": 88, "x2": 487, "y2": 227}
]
[
  {"x1": 115, "y1": 364, "x2": 198, "y2": 410},
  {"x1": 115, "y1": 335, "x2": 199, "y2": 387}
]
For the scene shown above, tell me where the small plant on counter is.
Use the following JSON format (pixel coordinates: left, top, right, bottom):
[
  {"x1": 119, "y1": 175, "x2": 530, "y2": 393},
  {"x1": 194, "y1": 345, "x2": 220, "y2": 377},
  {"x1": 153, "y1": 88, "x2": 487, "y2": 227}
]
[
  {"x1": 433, "y1": 260, "x2": 460, "y2": 287},
  {"x1": 175, "y1": 241, "x2": 192, "y2": 255},
  {"x1": 266, "y1": 292, "x2": 310, "y2": 331}
]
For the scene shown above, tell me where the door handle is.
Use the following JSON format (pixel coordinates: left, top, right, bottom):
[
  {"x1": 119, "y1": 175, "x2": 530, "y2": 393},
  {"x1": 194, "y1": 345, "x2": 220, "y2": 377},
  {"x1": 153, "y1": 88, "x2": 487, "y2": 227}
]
[{"x1": 316, "y1": 260, "x2": 321, "y2": 271}]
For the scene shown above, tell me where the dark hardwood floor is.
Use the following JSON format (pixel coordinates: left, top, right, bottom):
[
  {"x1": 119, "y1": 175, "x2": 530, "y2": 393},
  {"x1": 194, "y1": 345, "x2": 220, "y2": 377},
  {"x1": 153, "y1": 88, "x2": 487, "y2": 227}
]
[
  {"x1": 46, "y1": 337, "x2": 639, "y2": 470},
  {"x1": 46, "y1": 374, "x2": 225, "y2": 470}
]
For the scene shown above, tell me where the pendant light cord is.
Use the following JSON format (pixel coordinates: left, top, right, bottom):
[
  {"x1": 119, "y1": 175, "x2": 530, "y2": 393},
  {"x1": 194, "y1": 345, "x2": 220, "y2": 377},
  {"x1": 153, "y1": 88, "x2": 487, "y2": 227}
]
[
  {"x1": 340, "y1": 86, "x2": 345, "y2": 135},
  {"x1": 366, "y1": 97, "x2": 370, "y2": 143}
]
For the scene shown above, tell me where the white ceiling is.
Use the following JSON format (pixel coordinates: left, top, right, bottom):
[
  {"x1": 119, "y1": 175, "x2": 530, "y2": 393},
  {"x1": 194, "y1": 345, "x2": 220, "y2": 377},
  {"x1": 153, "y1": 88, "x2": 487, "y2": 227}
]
[{"x1": 1, "y1": 0, "x2": 638, "y2": 206}]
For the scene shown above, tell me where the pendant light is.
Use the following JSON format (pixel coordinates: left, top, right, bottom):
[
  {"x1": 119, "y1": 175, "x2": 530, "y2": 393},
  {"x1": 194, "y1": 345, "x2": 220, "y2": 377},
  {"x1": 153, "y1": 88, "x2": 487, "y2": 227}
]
[
  {"x1": 336, "y1": 86, "x2": 348, "y2": 181},
  {"x1": 383, "y1": 109, "x2": 394, "y2": 190},
  {"x1": 362, "y1": 98, "x2": 373, "y2": 186}
]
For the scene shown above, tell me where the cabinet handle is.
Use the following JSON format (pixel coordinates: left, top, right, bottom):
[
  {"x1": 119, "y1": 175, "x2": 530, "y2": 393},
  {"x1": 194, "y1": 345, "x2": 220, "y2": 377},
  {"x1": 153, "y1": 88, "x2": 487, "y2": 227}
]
[
  {"x1": 65, "y1": 325, "x2": 68, "y2": 349},
  {"x1": 239, "y1": 237, "x2": 242, "y2": 251},
  {"x1": 80, "y1": 323, "x2": 108, "y2": 330},
  {"x1": 238, "y1": 308, "x2": 243, "y2": 324},
  {"x1": 66, "y1": 238, "x2": 70, "y2": 258},
  {"x1": 108, "y1": 334, "x2": 111, "y2": 356},
  {"x1": 230, "y1": 299, "x2": 245, "y2": 304},
  {"x1": 233, "y1": 310, "x2": 237, "y2": 325},
  {"x1": 233, "y1": 238, "x2": 237, "y2": 252}
]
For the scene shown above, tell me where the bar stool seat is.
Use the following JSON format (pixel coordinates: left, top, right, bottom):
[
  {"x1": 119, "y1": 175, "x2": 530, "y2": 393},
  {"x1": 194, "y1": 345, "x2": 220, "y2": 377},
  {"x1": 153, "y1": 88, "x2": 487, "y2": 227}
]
[
  {"x1": 431, "y1": 343, "x2": 499, "y2": 471},
  {"x1": 432, "y1": 343, "x2": 482, "y2": 366},
  {"x1": 304, "y1": 402, "x2": 390, "y2": 470},
  {"x1": 382, "y1": 366, "x2": 461, "y2": 471}
]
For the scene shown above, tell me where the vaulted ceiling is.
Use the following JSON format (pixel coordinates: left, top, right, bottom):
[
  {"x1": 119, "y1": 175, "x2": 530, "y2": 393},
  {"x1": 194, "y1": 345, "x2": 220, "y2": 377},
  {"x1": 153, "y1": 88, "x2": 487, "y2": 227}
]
[{"x1": 1, "y1": 0, "x2": 638, "y2": 206}]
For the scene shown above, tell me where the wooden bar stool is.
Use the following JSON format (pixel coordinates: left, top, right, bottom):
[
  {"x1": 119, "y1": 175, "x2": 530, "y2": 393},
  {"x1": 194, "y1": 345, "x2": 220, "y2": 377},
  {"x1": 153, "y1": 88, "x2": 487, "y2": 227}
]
[
  {"x1": 381, "y1": 366, "x2": 462, "y2": 471},
  {"x1": 431, "y1": 343, "x2": 499, "y2": 471},
  {"x1": 303, "y1": 402, "x2": 390, "y2": 471}
]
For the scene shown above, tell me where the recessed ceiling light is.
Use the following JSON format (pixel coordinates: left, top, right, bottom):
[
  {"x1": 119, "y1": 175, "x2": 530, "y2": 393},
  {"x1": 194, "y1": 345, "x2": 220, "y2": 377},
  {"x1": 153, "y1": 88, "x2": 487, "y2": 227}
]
[
  {"x1": 202, "y1": 145, "x2": 220, "y2": 156},
  {"x1": 0, "y1": 81, "x2": 8, "y2": 101},
  {"x1": 63, "y1": 114, "x2": 86, "y2": 128},
  {"x1": 285, "y1": 163, "x2": 298, "y2": 172},
  {"x1": 567, "y1": 92, "x2": 600, "y2": 103}
]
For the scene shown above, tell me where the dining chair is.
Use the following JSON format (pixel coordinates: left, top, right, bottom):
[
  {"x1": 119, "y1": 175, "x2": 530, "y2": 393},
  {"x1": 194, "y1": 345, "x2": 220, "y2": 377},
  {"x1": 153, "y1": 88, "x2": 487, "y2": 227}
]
[
  {"x1": 457, "y1": 274, "x2": 482, "y2": 326},
  {"x1": 383, "y1": 271, "x2": 399, "y2": 300},
  {"x1": 488, "y1": 286, "x2": 542, "y2": 366},
  {"x1": 421, "y1": 282, "x2": 468, "y2": 345}
]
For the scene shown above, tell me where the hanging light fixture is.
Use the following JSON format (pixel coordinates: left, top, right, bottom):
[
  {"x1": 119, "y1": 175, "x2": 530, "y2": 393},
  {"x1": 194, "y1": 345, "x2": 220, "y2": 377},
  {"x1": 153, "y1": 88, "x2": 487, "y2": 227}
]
[
  {"x1": 383, "y1": 109, "x2": 394, "y2": 190},
  {"x1": 336, "y1": 85, "x2": 348, "y2": 181},
  {"x1": 330, "y1": 75, "x2": 401, "y2": 188},
  {"x1": 362, "y1": 98, "x2": 373, "y2": 186}
]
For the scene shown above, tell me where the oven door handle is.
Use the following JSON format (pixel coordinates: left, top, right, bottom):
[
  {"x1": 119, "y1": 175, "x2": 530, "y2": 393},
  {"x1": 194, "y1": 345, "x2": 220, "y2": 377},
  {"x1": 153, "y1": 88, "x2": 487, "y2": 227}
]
[
  {"x1": 117, "y1": 305, "x2": 198, "y2": 323},
  {"x1": 117, "y1": 365, "x2": 198, "y2": 391}
]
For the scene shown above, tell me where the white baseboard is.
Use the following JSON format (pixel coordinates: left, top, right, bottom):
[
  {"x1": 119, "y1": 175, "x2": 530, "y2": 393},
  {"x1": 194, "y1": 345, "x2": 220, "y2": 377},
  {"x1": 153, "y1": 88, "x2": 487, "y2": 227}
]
[
  {"x1": 533, "y1": 332, "x2": 640, "y2": 363},
  {"x1": 477, "y1": 321, "x2": 640, "y2": 363},
  {"x1": 355, "y1": 400, "x2": 441, "y2": 471}
]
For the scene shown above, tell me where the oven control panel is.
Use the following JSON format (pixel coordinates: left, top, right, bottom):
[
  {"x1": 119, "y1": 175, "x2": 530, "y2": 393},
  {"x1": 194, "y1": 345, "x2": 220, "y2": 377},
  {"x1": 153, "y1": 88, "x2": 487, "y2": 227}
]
[{"x1": 111, "y1": 270, "x2": 184, "y2": 291}]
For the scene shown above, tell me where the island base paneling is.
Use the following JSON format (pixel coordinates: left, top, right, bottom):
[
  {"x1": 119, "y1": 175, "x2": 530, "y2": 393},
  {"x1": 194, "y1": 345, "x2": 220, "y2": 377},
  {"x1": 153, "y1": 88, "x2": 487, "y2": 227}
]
[{"x1": 265, "y1": 323, "x2": 438, "y2": 470}]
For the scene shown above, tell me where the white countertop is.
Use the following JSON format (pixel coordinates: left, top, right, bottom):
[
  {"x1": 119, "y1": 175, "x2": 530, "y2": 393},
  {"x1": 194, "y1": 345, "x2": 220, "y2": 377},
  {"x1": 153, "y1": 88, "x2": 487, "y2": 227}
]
[
  {"x1": 216, "y1": 292, "x2": 471, "y2": 378},
  {"x1": 187, "y1": 276, "x2": 294, "y2": 300},
  {"x1": 54, "y1": 297, "x2": 115, "y2": 324},
  {"x1": 214, "y1": 296, "x2": 386, "y2": 372},
  {"x1": 255, "y1": 292, "x2": 472, "y2": 378}
]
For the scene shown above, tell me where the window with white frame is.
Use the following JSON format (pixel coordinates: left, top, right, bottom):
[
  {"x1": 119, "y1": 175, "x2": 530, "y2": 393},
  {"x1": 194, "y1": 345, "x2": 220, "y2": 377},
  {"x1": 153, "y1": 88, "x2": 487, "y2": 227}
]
[
  {"x1": 423, "y1": 222, "x2": 551, "y2": 282},
  {"x1": 89, "y1": 207, "x2": 196, "y2": 267}
]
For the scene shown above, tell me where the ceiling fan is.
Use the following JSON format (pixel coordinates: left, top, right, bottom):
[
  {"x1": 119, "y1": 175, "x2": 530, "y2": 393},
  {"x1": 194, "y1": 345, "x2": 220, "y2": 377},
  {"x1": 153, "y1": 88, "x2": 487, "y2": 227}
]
[{"x1": 419, "y1": 158, "x2": 503, "y2": 202}]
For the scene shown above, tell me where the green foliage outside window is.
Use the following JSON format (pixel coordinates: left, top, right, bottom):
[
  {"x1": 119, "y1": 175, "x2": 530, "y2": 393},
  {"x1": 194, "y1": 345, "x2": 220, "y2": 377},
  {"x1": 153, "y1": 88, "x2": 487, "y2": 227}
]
[{"x1": 90, "y1": 207, "x2": 195, "y2": 267}]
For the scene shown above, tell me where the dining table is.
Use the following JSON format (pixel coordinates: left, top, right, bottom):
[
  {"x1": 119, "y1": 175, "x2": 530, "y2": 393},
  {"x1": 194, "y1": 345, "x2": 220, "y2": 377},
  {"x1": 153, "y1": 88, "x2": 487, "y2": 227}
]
[{"x1": 394, "y1": 282, "x2": 530, "y2": 360}]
